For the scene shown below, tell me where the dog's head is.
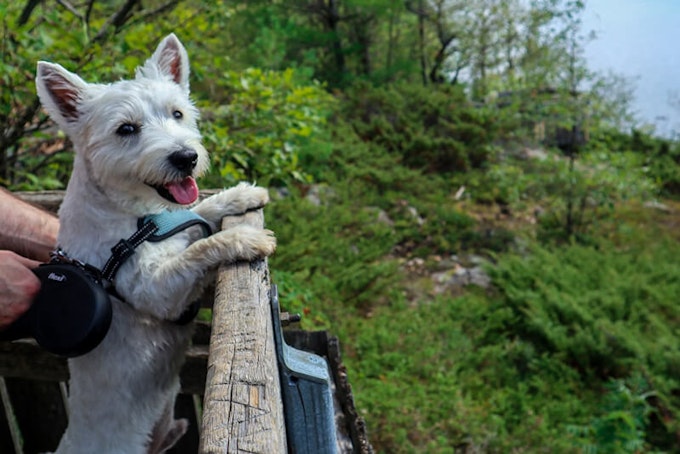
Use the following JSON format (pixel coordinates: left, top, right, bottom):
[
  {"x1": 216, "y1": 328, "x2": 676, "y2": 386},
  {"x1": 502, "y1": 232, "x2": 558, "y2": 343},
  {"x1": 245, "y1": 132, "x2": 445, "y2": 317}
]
[{"x1": 35, "y1": 34, "x2": 209, "y2": 214}]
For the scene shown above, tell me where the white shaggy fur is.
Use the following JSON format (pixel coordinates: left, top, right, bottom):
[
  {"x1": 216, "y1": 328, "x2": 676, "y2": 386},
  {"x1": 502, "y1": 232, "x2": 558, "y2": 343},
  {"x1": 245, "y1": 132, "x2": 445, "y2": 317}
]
[{"x1": 35, "y1": 34, "x2": 276, "y2": 453}]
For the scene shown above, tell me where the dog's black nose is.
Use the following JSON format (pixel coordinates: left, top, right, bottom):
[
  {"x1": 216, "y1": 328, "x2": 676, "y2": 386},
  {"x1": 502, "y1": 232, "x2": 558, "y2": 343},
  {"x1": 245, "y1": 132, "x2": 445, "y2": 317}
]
[{"x1": 168, "y1": 149, "x2": 198, "y2": 173}]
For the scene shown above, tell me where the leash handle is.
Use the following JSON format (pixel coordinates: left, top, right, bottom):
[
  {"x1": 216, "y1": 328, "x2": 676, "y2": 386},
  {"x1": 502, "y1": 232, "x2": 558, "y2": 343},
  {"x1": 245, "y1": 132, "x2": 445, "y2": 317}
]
[{"x1": 0, "y1": 264, "x2": 112, "y2": 358}]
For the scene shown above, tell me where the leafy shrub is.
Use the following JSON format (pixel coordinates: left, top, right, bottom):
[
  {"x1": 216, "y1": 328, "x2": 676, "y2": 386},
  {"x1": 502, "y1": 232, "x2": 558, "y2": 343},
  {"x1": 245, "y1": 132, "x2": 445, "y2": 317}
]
[
  {"x1": 459, "y1": 146, "x2": 658, "y2": 243},
  {"x1": 337, "y1": 82, "x2": 502, "y2": 174},
  {"x1": 340, "y1": 288, "x2": 590, "y2": 453},
  {"x1": 536, "y1": 149, "x2": 657, "y2": 243},
  {"x1": 486, "y1": 240, "x2": 680, "y2": 449},
  {"x1": 314, "y1": 216, "x2": 680, "y2": 452},
  {"x1": 199, "y1": 68, "x2": 335, "y2": 188},
  {"x1": 568, "y1": 375, "x2": 656, "y2": 453},
  {"x1": 587, "y1": 127, "x2": 680, "y2": 198},
  {"x1": 298, "y1": 118, "x2": 482, "y2": 257},
  {"x1": 266, "y1": 188, "x2": 400, "y2": 317}
]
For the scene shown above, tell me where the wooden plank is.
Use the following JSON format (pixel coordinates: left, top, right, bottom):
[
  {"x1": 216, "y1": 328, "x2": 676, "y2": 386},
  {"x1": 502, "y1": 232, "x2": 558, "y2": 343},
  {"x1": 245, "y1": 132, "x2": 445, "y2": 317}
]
[
  {"x1": 199, "y1": 210, "x2": 287, "y2": 454},
  {"x1": 0, "y1": 378, "x2": 21, "y2": 454},
  {"x1": 14, "y1": 189, "x2": 222, "y2": 214},
  {"x1": 0, "y1": 341, "x2": 209, "y2": 395},
  {"x1": 2, "y1": 378, "x2": 67, "y2": 453},
  {"x1": 14, "y1": 190, "x2": 64, "y2": 213},
  {"x1": 0, "y1": 342, "x2": 68, "y2": 381}
]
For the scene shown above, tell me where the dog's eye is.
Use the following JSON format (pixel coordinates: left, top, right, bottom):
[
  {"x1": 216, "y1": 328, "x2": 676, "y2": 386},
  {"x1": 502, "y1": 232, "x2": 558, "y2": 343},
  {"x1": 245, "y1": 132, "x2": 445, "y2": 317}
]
[
  {"x1": 116, "y1": 123, "x2": 139, "y2": 136},
  {"x1": 172, "y1": 110, "x2": 183, "y2": 120}
]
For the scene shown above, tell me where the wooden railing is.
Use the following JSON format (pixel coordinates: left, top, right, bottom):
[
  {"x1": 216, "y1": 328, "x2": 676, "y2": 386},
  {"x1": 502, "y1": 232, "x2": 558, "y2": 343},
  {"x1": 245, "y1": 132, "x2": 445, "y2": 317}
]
[{"x1": 0, "y1": 191, "x2": 371, "y2": 454}]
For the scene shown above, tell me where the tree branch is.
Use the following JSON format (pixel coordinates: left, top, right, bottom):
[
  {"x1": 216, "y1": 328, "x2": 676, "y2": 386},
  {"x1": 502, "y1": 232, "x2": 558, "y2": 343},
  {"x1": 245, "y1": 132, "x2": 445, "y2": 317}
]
[
  {"x1": 18, "y1": 0, "x2": 43, "y2": 26},
  {"x1": 92, "y1": 0, "x2": 140, "y2": 43},
  {"x1": 55, "y1": 0, "x2": 84, "y2": 21},
  {"x1": 128, "y1": 0, "x2": 180, "y2": 28}
]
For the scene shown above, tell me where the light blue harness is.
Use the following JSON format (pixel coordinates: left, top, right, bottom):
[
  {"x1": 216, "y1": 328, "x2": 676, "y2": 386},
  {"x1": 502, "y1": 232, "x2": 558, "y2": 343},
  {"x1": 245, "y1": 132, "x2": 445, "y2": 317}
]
[{"x1": 140, "y1": 209, "x2": 212, "y2": 242}]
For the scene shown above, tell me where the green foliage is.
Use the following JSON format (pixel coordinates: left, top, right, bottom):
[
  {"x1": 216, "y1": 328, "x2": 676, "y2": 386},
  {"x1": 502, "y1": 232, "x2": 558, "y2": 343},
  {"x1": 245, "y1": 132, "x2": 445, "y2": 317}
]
[
  {"x1": 199, "y1": 68, "x2": 335, "y2": 187},
  {"x1": 289, "y1": 106, "x2": 486, "y2": 257},
  {"x1": 9, "y1": 152, "x2": 73, "y2": 191},
  {"x1": 460, "y1": 146, "x2": 658, "y2": 243},
  {"x1": 267, "y1": 187, "x2": 400, "y2": 316},
  {"x1": 337, "y1": 227, "x2": 680, "y2": 453},
  {"x1": 338, "y1": 82, "x2": 502, "y2": 174},
  {"x1": 568, "y1": 375, "x2": 655, "y2": 453},
  {"x1": 537, "y1": 149, "x2": 657, "y2": 243},
  {"x1": 340, "y1": 290, "x2": 587, "y2": 453},
  {"x1": 0, "y1": 3, "x2": 79, "y2": 187},
  {"x1": 589, "y1": 127, "x2": 680, "y2": 198},
  {"x1": 271, "y1": 269, "x2": 331, "y2": 331},
  {"x1": 486, "y1": 240, "x2": 680, "y2": 449}
]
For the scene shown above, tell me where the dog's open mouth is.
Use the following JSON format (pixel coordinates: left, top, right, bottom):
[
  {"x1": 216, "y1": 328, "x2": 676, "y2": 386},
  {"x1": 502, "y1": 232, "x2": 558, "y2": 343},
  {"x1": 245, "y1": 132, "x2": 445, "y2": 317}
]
[{"x1": 148, "y1": 176, "x2": 199, "y2": 205}]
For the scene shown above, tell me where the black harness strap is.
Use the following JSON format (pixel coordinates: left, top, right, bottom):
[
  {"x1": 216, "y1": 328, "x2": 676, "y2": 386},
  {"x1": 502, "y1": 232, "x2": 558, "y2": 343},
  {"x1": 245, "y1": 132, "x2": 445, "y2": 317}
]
[{"x1": 101, "y1": 220, "x2": 159, "y2": 282}]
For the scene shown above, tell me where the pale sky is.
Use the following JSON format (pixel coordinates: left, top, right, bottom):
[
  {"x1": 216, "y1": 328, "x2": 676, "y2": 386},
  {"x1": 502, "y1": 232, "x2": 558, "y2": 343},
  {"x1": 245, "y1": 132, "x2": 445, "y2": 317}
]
[{"x1": 583, "y1": 0, "x2": 680, "y2": 137}]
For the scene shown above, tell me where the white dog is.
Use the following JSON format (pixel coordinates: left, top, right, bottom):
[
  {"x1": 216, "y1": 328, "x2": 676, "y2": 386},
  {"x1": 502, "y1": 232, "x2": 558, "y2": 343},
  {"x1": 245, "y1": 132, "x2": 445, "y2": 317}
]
[{"x1": 35, "y1": 34, "x2": 276, "y2": 453}]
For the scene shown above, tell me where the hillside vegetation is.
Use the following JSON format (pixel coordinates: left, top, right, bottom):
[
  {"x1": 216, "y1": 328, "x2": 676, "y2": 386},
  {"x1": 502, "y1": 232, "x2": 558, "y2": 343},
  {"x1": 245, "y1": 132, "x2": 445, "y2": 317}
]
[{"x1": 2, "y1": 1, "x2": 680, "y2": 452}]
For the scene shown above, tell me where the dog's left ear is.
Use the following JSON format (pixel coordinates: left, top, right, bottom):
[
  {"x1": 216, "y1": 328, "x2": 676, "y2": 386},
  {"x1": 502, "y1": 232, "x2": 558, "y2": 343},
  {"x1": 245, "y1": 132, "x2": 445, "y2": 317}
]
[
  {"x1": 36, "y1": 61, "x2": 89, "y2": 129},
  {"x1": 144, "y1": 33, "x2": 190, "y2": 91}
]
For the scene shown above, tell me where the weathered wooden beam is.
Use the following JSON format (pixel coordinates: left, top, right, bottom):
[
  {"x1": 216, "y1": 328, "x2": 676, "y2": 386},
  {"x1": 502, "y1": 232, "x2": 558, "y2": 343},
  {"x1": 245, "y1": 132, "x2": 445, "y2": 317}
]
[
  {"x1": 0, "y1": 339, "x2": 210, "y2": 396},
  {"x1": 14, "y1": 190, "x2": 64, "y2": 213},
  {"x1": 199, "y1": 210, "x2": 287, "y2": 454},
  {"x1": 0, "y1": 318, "x2": 212, "y2": 396},
  {"x1": 14, "y1": 189, "x2": 222, "y2": 215}
]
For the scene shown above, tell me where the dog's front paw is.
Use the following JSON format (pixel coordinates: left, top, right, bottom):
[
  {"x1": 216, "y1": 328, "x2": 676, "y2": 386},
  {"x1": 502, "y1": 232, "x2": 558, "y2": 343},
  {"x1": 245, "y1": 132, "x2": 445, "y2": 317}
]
[
  {"x1": 195, "y1": 183, "x2": 270, "y2": 224},
  {"x1": 232, "y1": 182, "x2": 270, "y2": 212},
  {"x1": 213, "y1": 224, "x2": 276, "y2": 263},
  {"x1": 236, "y1": 225, "x2": 277, "y2": 260}
]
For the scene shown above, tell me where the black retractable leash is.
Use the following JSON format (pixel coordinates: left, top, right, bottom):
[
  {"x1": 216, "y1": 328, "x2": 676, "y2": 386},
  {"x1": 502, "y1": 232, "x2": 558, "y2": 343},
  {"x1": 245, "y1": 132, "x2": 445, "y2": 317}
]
[
  {"x1": 0, "y1": 262, "x2": 112, "y2": 357},
  {"x1": 0, "y1": 210, "x2": 211, "y2": 358}
]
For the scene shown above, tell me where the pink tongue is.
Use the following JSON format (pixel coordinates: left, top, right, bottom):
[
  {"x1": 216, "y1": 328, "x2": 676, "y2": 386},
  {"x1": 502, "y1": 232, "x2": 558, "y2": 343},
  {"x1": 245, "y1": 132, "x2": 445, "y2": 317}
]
[{"x1": 165, "y1": 177, "x2": 199, "y2": 205}]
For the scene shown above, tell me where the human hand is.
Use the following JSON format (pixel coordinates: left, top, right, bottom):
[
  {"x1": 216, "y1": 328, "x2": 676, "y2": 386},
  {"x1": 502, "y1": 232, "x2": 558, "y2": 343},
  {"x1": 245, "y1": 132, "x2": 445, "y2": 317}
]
[{"x1": 0, "y1": 251, "x2": 41, "y2": 330}]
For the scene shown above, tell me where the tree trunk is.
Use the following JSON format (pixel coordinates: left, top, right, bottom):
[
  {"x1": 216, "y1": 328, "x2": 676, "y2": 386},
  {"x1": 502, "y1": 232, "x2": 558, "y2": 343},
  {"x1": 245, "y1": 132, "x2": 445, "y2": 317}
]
[{"x1": 417, "y1": 0, "x2": 427, "y2": 85}]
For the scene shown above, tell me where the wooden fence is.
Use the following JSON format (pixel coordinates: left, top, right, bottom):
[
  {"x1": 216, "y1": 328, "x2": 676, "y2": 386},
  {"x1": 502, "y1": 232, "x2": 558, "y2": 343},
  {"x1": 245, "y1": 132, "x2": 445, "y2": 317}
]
[{"x1": 0, "y1": 191, "x2": 371, "y2": 454}]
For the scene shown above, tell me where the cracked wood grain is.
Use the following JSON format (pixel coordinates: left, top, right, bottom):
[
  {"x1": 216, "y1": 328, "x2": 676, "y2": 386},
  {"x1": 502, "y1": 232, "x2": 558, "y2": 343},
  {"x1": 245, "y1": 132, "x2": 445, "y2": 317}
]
[{"x1": 199, "y1": 210, "x2": 287, "y2": 454}]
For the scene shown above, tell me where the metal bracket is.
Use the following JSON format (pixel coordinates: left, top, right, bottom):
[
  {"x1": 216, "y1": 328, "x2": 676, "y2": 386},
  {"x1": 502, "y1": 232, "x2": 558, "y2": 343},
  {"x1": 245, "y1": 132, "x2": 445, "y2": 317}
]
[{"x1": 271, "y1": 285, "x2": 338, "y2": 454}]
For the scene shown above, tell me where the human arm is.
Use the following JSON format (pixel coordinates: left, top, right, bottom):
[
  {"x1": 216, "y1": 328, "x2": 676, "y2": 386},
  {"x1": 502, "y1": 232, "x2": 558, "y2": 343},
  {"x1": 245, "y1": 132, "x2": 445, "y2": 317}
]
[
  {"x1": 0, "y1": 188, "x2": 59, "y2": 328},
  {"x1": 0, "y1": 188, "x2": 59, "y2": 262}
]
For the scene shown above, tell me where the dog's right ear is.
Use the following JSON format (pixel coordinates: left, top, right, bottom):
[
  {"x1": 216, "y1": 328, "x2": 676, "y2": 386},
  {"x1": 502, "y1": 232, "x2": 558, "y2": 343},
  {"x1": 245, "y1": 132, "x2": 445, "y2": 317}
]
[
  {"x1": 35, "y1": 61, "x2": 88, "y2": 127},
  {"x1": 139, "y1": 33, "x2": 190, "y2": 92}
]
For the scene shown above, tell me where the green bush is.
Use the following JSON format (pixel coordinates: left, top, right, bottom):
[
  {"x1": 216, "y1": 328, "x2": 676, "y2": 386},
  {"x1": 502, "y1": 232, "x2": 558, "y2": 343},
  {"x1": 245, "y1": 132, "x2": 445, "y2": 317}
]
[
  {"x1": 568, "y1": 375, "x2": 655, "y2": 453},
  {"x1": 199, "y1": 68, "x2": 335, "y2": 188},
  {"x1": 587, "y1": 127, "x2": 680, "y2": 198},
  {"x1": 266, "y1": 187, "x2": 400, "y2": 317},
  {"x1": 459, "y1": 145, "x2": 658, "y2": 244},
  {"x1": 486, "y1": 240, "x2": 680, "y2": 449},
  {"x1": 337, "y1": 82, "x2": 502, "y2": 174},
  {"x1": 339, "y1": 288, "x2": 590, "y2": 453}
]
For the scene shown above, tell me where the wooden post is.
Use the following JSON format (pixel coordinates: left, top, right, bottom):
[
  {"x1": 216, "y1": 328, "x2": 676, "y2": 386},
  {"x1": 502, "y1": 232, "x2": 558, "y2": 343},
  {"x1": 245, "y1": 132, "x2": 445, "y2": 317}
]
[{"x1": 199, "y1": 210, "x2": 287, "y2": 454}]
